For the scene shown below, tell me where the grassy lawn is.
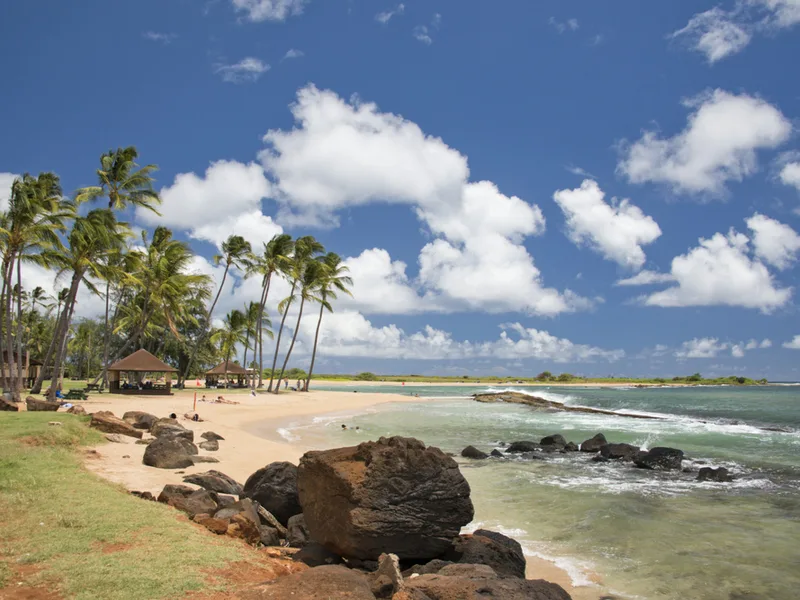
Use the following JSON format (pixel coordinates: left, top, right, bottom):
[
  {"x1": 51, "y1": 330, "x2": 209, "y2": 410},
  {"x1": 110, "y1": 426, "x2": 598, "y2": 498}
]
[{"x1": 0, "y1": 412, "x2": 252, "y2": 599}]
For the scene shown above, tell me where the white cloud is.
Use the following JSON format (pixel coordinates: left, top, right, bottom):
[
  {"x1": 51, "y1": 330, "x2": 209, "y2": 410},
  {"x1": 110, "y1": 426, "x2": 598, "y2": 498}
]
[
  {"x1": 260, "y1": 85, "x2": 588, "y2": 316},
  {"x1": 744, "y1": 338, "x2": 772, "y2": 350},
  {"x1": 618, "y1": 89, "x2": 792, "y2": 196},
  {"x1": 413, "y1": 25, "x2": 433, "y2": 44},
  {"x1": 309, "y1": 313, "x2": 623, "y2": 362},
  {"x1": 639, "y1": 228, "x2": 792, "y2": 312},
  {"x1": 139, "y1": 160, "x2": 277, "y2": 250},
  {"x1": 670, "y1": 8, "x2": 752, "y2": 63},
  {"x1": 214, "y1": 57, "x2": 270, "y2": 83},
  {"x1": 675, "y1": 337, "x2": 728, "y2": 358},
  {"x1": 615, "y1": 270, "x2": 675, "y2": 286},
  {"x1": 549, "y1": 17, "x2": 580, "y2": 33},
  {"x1": 142, "y1": 31, "x2": 177, "y2": 44},
  {"x1": 0, "y1": 172, "x2": 19, "y2": 212},
  {"x1": 231, "y1": 0, "x2": 307, "y2": 22},
  {"x1": 376, "y1": 3, "x2": 404, "y2": 24},
  {"x1": 755, "y1": 0, "x2": 800, "y2": 27},
  {"x1": 20, "y1": 263, "x2": 106, "y2": 321},
  {"x1": 283, "y1": 49, "x2": 304, "y2": 59},
  {"x1": 779, "y1": 161, "x2": 800, "y2": 192},
  {"x1": 730, "y1": 344, "x2": 746, "y2": 358},
  {"x1": 553, "y1": 179, "x2": 662, "y2": 269},
  {"x1": 783, "y1": 335, "x2": 800, "y2": 349},
  {"x1": 746, "y1": 213, "x2": 800, "y2": 270}
]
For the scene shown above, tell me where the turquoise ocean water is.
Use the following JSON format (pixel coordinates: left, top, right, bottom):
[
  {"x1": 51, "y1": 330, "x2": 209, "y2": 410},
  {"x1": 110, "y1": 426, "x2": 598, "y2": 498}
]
[{"x1": 264, "y1": 384, "x2": 800, "y2": 600}]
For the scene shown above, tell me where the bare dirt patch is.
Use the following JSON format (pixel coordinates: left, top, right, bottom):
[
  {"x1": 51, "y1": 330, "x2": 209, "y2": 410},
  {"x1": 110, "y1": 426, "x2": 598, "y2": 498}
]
[
  {"x1": 0, "y1": 562, "x2": 62, "y2": 600},
  {"x1": 187, "y1": 557, "x2": 307, "y2": 599}
]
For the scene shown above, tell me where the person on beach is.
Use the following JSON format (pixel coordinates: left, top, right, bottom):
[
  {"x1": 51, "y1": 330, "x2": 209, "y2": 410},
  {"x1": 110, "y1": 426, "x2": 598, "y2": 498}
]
[
  {"x1": 341, "y1": 424, "x2": 348, "y2": 430},
  {"x1": 284, "y1": 379, "x2": 289, "y2": 389},
  {"x1": 297, "y1": 379, "x2": 302, "y2": 391}
]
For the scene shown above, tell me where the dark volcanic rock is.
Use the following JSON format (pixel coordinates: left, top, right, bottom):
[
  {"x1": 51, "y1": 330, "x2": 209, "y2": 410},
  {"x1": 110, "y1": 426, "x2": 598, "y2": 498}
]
[
  {"x1": 191, "y1": 455, "x2": 219, "y2": 464},
  {"x1": 25, "y1": 397, "x2": 59, "y2": 412},
  {"x1": 473, "y1": 529, "x2": 525, "y2": 561},
  {"x1": 540, "y1": 434, "x2": 567, "y2": 448},
  {"x1": 403, "y1": 559, "x2": 455, "y2": 577},
  {"x1": 90, "y1": 411, "x2": 143, "y2": 439},
  {"x1": 474, "y1": 391, "x2": 662, "y2": 422},
  {"x1": 214, "y1": 498, "x2": 260, "y2": 526},
  {"x1": 564, "y1": 442, "x2": 579, "y2": 452},
  {"x1": 143, "y1": 436, "x2": 197, "y2": 469},
  {"x1": 151, "y1": 418, "x2": 193, "y2": 441},
  {"x1": 461, "y1": 445, "x2": 489, "y2": 460},
  {"x1": 634, "y1": 447, "x2": 684, "y2": 471},
  {"x1": 446, "y1": 531, "x2": 526, "y2": 579},
  {"x1": 406, "y1": 573, "x2": 573, "y2": 600},
  {"x1": 183, "y1": 470, "x2": 243, "y2": 495},
  {"x1": 0, "y1": 398, "x2": 19, "y2": 411},
  {"x1": 122, "y1": 411, "x2": 158, "y2": 430},
  {"x1": 201, "y1": 431, "x2": 225, "y2": 441},
  {"x1": 242, "y1": 461, "x2": 301, "y2": 526},
  {"x1": 193, "y1": 514, "x2": 229, "y2": 535},
  {"x1": 157, "y1": 484, "x2": 196, "y2": 504},
  {"x1": 506, "y1": 441, "x2": 539, "y2": 453},
  {"x1": 292, "y1": 543, "x2": 345, "y2": 567},
  {"x1": 227, "y1": 513, "x2": 261, "y2": 545},
  {"x1": 600, "y1": 443, "x2": 640, "y2": 461},
  {"x1": 287, "y1": 514, "x2": 310, "y2": 547},
  {"x1": 297, "y1": 436, "x2": 474, "y2": 561},
  {"x1": 199, "y1": 439, "x2": 219, "y2": 451},
  {"x1": 579, "y1": 433, "x2": 607, "y2": 452},
  {"x1": 697, "y1": 467, "x2": 734, "y2": 482},
  {"x1": 490, "y1": 449, "x2": 504, "y2": 458},
  {"x1": 172, "y1": 489, "x2": 219, "y2": 518},
  {"x1": 259, "y1": 525, "x2": 281, "y2": 547},
  {"x1": 697, "y1": 466, "x2": 733, "y2": 482},
  {"x1": 244, "y1": 565, "x2": 372, "y2": 600},
  {"x1": 520, "y1": 451, "x2": 545, "y2": 460}
]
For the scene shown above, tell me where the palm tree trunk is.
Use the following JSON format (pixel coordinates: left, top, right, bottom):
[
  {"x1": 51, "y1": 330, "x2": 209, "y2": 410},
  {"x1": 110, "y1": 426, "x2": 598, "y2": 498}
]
[
  {"x1": 304, "y1": 296, "x2": 326, "y2": 392},
  {"x1": 182, "y1": 264, "x2": 230, "y2": 385},
  {"x1": 0, "y1": 264, "x2": 8, "y2": 394},
  {"x1": 3, "y1": 253, "x2": 18, "y2": 400},
  {"x1": 268, "y1": 280, "x2": 296, "y2": 392},
  {"x1": 274, "y1": 295, "x2": 305, "y2": 394},
  {"x1": 257, "y1": 273, "x2": 271, "y2": 389},
  {"x1": 48, "y1": 273, "x2": 82, "y2": 400},
  {"x1": 30, "y1": 302, "x2": 64, "y2": 394},
  {"x1": 16, "y1": 255, "x2": 24, "y2": 396},
  {"x1": 101, "y1": 280, "x2": 112, "y2": 388}
]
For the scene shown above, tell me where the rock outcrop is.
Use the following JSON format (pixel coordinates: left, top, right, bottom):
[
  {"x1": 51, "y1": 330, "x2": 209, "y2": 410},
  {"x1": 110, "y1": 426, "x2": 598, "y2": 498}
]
[
  {"x1": 697, "y1": 466, "x2": 733, "y2": 482},
  {"x1": 474, "y1": 391, "x2": 661, "y2": 420},
  {"x1": 540, "y1": 434, "x2": 567, "y2": 449},
  {"x1": 446, "y1": 531, "x2": 526, "y2": 579},
  {"x1": 460, "y1": 445, "x2": 488, "y2": 459},
  {"x1": 90, "y1": 411, "x2": 143, "y2": 439},
  {"x1": 243, "y1": 461, "x2": 302, "y2": 526},
  {"x1": 151, "y1": 418, "x2": 193, "y2": 441},
  {"x1": 66, "y1": 405, "x2": 86, "y2": 415},
  {"x1": 143, "y1": 435, "x2": 197, "y2": 469},
  {"x1": 579, "y1": 433, "x2": 607, "y2": 452},
  {"x1": 201, "y1": 431, "x2": 225, "y2": 441},
  {"x1": 599, "y1": 443, "x2": 640, "y2": 461},
  {"x1": 634, "y1": 447, "x2": 684, "y2": 471},
  {"x1": 199, "y1": 439, "x2": 219, "y2": 451},
  {"x1": 287, "y1": 514, "x2": 310, "y2": 548},
  {"x1": 505, "y1": 441, "x2": 539, "y2": 453},
  {"x1": 25, "y1": 397, "x2": 59, "y2": 411},
  {"x1": 183, "y1": 470, "x2": 243, "y2": 495},
  {"x1": 297, "y1": 436, "x2": 474, "y2": 561},
  {"x1": 0, "y1": 398, "x2": 19, "y2": 411},
  {"x1": 405, "y1": 572, "x2": 572, "y2": 600},
  {"x1": 122, "y1": 411, "x2": 158, "y2": 430}
]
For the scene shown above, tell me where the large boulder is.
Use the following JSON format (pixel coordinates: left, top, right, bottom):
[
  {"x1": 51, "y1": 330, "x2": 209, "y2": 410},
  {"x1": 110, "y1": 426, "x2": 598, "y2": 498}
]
[
  {"x1": 122, "y1": 411, "x2": 158, "y2": 430},
  {"x1": 579, "y1": 433, "x2": 607, "y2": 452},
  {"x1": 214, "y1": 498, "x2": 260, "y2": 527},
  {"x1": 172, "y1": 489, "x2": 219, "y2": 518},
  {"x1": 539, "y1": 434, "x2": 567, "y2": 448},
  {"x1": 201, "y1": 431, "x2": 225, "y2": 441},
  {"x1": 287, "y1": 514, "x2": 310, "y2": 548},
  {"x1": 0, "y1": 398, "x2": 19, "y2": 411},
  {"x1": 90, "y1": 411, "x2": 143, "y2": 439},
  {"x1": 66, "y1": 405, "x2": 86, "y2": 415},
  {"x1": 460, "y1": 446, "x2": 488, "y2": 460},
  {"x1": 26, "y1": 397, "x2": 59, "y2": 412},
  {"x1": 143, "y1": 436, "x2": 197, "y2": 469},
  {"x1": 635, "y1": 447, "x2": 684, "y2": 471},
  {"x1": 199, "y1": 439, "x2": 219, "y2": 451},
  {"x1": 406, "y1": 573, "x2": 572, "y2": 600},
  {"x1": 243, "y1": 461, "x2": 301, "y2": 526},
  {"x1": 445, "y1": 531, "x2": 526, "y2": 579},
  {"x1": 158, "y1": 484, "x2": 196, "y2": 505},
  {"x1": 599, "y1": 443, "x2": 640, "y2": 461},
  {"x1": 297, "y1": 436, "x2": 474, "y2": 561},
  {"x1": 183, "y1": 470, "x2": 243, "y2": 495},
  {"x1": 246, "y1": 565, "x2": 374, "y2": 600},
  {"x1": 151, "y1": 418, "x2": 193, "y2": 441},
  {"x1": 505, "y1": 441, "x2": 539, "y2": 453},
  {"x1": 227, "y1": 513, "x2": 262, "y2": 545},
  {"x1": 697, "y1": 467, "x2": 734, "y2": 482}
]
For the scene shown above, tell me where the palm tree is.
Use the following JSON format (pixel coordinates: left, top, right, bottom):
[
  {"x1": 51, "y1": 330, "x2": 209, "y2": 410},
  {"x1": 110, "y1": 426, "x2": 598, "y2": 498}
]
[
  {"x1": 45, "y1": 209, "x2": 128, "y2": 399},
  {"x1": 267, "y1": 236, "x2": 324, "y2": 392},
  {"x1": 246, "y1": 234, "x2": 293, "y2": 388},
  {"x1": 241, "y1": 301, "x2": 260, "y2": 388},
  {"x1": 181, "y1": 234, "x2": 251, "y2": 385},
  {"x1": 211, "y1": 310, "x2": 248, "y2": 386},
  {"x1": 304, "y1": 253, "x2": 352, "y2": 391},
  {"x1": 75, "y1": 146, "x2": 161, "y2": 214},
  {"x1": 30, "y1": 288, "x2": 70, "y2": 394},
  {"x1": 274, "y1": 259, "x2": 323, "y2": 394}
]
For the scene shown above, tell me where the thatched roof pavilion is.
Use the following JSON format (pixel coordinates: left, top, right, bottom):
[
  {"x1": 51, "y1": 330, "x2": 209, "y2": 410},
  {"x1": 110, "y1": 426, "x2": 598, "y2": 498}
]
[
  {"x1": 108, "y1": 349, "x2": 177, "y2": 395},
  {"x1": 205, "y1": 361, "x2": 248, "y2": 387}
]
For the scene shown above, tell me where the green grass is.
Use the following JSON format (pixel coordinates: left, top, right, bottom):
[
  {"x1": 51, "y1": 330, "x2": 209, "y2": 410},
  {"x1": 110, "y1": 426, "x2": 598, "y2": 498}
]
[{"x1": 0, "y1": 412, "x2": 250, "y2": 599}]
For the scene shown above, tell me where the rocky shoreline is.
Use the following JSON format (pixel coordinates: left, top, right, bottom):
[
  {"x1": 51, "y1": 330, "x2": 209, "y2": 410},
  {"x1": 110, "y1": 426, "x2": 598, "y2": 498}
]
[
  {"x1": 85, "y1": 407, "x2": 575, "y2": 599},
  {"x1": 473, "y1": 391, "x2": 663, "y2": 420}
]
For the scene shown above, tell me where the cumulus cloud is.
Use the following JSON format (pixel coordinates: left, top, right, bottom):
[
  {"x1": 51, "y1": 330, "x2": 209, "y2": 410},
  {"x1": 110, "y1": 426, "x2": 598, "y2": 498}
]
[
  {"x1": 783, "y1": 335, "x2": 800, "y2": 349},
  {"x1": 0, "y1": 172, "x2": 20, "y2": 212},
  {"x1": 413, "y1": 25, "x2": 433, "y2": 44},
  {"x1": 618, "y1": 89, "x2": 791, "y2": 196},
  {"x1": 376, "y1": 3, "x2": 404, "y2": 24},
  {"x1": 746, "y1": 213, "x2": 800, "y2": 270},
  {"x1": 231, "y1": 0, "x2": 307, "y2": 22},
  {"x1": 675, "y1": 337, "x2": 728, "y2": 358},
  {"x1": 637, "y1": 227, "x2": 791, "y2": 312},
  {"x1": 214, "y1": 57, "x2": 270, "y2": 83},
  {"x1": 553, "y1": 179, "x2": 662, "y2": 269},
  {"x1": 283, "y1": 49, "x2": 304, "y2": 59},
  {"x1": 779, "y1": 161, "x2": 800, "y2": 192},
  {"x1": 670, "y1": 8, "x2": 751, "y2": 63},
  {"x1": 615, "y1": 270, "x2": 675, "y2": 286},
  {"x1": 260, "y1": 85, "x2": 588, "y2": 316}
]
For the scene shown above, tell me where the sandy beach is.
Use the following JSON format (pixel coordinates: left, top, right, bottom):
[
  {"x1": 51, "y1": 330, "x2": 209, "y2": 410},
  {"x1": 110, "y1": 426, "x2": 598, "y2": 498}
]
[{"x1": 76, "y1": 387, "x2": 604, "y2": 600}]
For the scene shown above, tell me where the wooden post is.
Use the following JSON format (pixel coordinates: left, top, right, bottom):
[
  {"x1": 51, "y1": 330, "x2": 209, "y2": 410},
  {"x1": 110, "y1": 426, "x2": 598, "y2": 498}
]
[{"x1": 193, "y1": 391, "x2": 197, "y2": 412}]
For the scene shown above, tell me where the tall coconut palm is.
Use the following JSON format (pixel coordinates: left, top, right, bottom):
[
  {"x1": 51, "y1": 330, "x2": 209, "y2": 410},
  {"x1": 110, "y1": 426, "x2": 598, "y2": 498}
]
[
  {"x1": 241, "y1": 301, "x2": 260, "y2": 388},
  {"x1": 274, "y1": 259, "x2": 324, "y2": 394},
  {"x1": 75, "y1": 146, "x2": 161, "y2": 214},
  {"x1": 267, "y1": 236, "x2": 323, "y2": 392},
  {"x1": 181, "y1": 234, "x2": 251, "y2": 385},
  {"x1": 30, "y1": 287, "x2": 70, "y2": 394},
  {"x1": 211, "y1": 309, "x2": 248, "y2": 386},
  {"x1": 246, "y1": 234, "x2": 293, "y2": 388},
  {"x1": 304, "y1": 253, "x2": 352, "y2": 392},
  {"x1": 45, "y1": 209, "x2": 128, "y2": 399}
]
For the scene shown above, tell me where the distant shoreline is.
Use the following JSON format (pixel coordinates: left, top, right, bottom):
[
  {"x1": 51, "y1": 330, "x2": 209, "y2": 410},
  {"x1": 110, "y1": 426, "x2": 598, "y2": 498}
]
[{"x1": 312, "y1": 379, "x2": 767, "y2": 388}]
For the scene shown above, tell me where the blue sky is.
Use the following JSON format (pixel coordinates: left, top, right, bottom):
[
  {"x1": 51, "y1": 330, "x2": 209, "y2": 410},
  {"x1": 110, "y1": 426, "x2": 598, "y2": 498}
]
[{"x1": 2, "y1": 0, "x2": 800, "y2": 378}]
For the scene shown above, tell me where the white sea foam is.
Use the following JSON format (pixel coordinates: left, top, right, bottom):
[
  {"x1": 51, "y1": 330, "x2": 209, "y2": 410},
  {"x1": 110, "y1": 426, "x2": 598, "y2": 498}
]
[{"x1": 276, "y1": 427, "x2": 299, "y2": 442}]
